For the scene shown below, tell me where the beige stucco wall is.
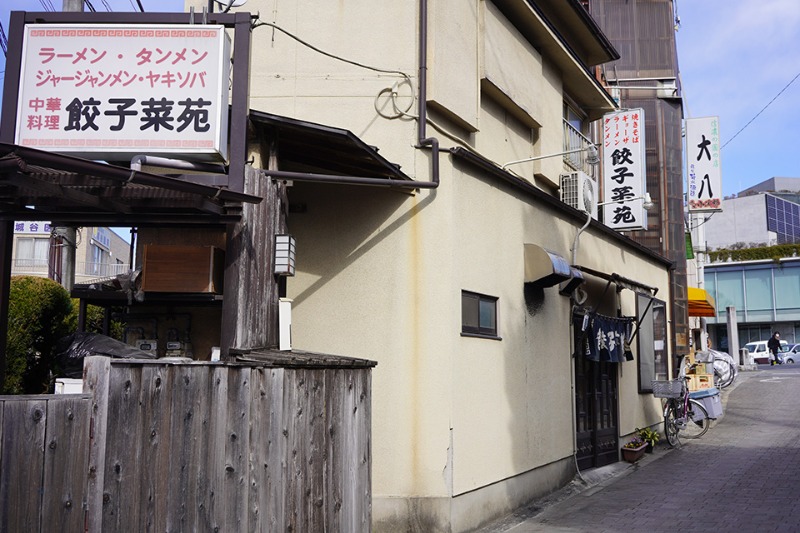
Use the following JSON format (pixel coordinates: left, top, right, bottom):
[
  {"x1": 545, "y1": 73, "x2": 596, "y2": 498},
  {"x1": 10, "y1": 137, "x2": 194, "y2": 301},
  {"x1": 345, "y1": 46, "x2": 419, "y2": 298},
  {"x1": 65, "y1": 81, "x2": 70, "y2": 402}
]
[{"x1": 186, "y1": 0, "x2": 670, "y2": 529}]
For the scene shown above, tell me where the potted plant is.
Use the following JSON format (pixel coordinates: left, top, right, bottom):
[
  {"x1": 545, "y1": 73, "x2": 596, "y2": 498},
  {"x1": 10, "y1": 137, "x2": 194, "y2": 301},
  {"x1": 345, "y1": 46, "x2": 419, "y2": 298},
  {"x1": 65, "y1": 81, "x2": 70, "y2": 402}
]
[
  {"x1": 636, "y1": 427, "x2": 660, "y2": 453},
  {"x1": 621, "y1": 436, "x2": 647, "y2": 463}
]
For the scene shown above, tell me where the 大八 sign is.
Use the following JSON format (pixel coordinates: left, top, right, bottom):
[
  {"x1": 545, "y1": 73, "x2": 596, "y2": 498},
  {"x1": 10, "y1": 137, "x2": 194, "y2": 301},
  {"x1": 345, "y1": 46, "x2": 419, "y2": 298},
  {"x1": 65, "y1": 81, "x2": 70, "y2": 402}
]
[
  {"x1": 686, "y1": 116, "x2": 722, "y2": 212},
  {"x1": 601, "y1": 108, "x2": 648, "y2": 231},
  {"x1": 15, "y1": 24, "x2": 231, "y2": 162}
]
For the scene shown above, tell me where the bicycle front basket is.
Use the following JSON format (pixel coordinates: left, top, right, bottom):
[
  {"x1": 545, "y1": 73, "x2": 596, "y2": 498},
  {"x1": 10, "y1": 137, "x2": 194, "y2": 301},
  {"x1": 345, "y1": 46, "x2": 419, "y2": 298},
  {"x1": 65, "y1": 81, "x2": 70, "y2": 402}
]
[{"x1": 651, "y1": 379, "x2": 682, "y2": 398}]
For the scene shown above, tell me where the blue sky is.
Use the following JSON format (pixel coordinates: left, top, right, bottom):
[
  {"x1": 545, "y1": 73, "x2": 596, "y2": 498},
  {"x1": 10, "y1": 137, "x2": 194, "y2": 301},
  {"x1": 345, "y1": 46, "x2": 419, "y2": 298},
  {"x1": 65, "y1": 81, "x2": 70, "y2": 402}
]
[
  {"x1": 675, "y1": 0, "x2": 800, "y2": 197},
  {"x1": 1, "y1": 0, "x2": 798, "y2": 200}
]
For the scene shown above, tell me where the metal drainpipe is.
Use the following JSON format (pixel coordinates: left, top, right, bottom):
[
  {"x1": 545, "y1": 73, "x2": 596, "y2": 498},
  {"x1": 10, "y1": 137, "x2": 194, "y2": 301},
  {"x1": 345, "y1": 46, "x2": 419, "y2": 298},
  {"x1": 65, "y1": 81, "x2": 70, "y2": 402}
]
[
  {"x1": 130, "y1": 155, "x2": 226, "y2": 174},
  {"x1": 416, "y1": 0, "x2": 440, "y2": 187}
]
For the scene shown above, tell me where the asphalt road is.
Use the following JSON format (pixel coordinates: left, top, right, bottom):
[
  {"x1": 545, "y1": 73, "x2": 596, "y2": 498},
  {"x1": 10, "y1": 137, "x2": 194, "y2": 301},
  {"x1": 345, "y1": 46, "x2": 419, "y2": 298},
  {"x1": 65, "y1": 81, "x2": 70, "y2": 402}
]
[{"x1": 476, "y1": 365, "x2": 800, "y2": 533}]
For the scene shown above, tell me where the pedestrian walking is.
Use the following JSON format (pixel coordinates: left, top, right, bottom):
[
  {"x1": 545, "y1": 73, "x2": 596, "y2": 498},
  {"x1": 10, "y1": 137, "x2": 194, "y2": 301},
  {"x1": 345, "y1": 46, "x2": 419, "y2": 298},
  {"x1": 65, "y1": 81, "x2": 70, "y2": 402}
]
[{"x1": 769, "y1": 331, "x2": 783, "y2": 365}]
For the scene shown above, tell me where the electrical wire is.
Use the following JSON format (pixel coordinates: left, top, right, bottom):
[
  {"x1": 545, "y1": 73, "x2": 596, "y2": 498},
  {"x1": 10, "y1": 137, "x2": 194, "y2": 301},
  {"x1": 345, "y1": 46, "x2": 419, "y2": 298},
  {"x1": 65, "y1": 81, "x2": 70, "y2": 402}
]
[
  {"x1": 251, "y1": 20, "x2": 413, "y2": 89},
  {"x1": 685, "y1": 211, "x2": 715, "y2": 231},
  {"x1": 721, "y1": 70, "x2": 800, "y2": 150},
  {"x1": 250, "y1": 18, "x2": 499, "y2": 172}
]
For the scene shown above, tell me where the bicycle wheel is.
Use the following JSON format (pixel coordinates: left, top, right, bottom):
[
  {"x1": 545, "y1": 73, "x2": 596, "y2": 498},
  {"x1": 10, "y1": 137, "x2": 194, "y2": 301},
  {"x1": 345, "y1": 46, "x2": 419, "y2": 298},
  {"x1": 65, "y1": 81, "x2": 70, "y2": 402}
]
[
  {"x1": 664, "y1": 400, "x2": 680, "y2": 447},
  {"x1": 720, "y1": 360, "x2": 736, "y2": 388},
  {"x1": 681, "y1": 399, "x2": 710, "y2": 439},
  {"x1": 713, "y1": 368, "x2": 723, "y2": 389},
  {"x1": 714, "y1": 360, "x2": 735, "y2": 389}
]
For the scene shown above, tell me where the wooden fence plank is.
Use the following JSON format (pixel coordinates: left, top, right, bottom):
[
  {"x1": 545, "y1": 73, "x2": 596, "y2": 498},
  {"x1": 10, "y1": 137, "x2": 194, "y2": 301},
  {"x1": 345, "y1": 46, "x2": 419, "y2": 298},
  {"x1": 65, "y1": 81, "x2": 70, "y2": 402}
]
[
  {"x1": 136, "y1": 364, "x2": 168, "y2": 532},
  {"x1": 266, "y1": 367, "x2": 286, "y2": 531},
  {"x1": 223, "y1": 366, "x2": 250, "y2": 531},
  {"x1": 83, "y1": 355, "x2": 111, "y2": 533},
  {"x1": 0, "y1": 398, "x2": 47, "y2": 532},
  {"x1": 164, "y1": 364, "x2": 209, "y2": 531},
  {"x1": 307, "y1": 369, "x2": 326, "y2": 530},
  {"x1": 357, "y1": 370, "x2": 372, "y2": 531},
  {"x1": 41, "y1": 396, "x2": 91, "y2": 533},
  {"x1": 185, "y1": 365, "x2": 211, "y2": 531},
  {"x1": 341, "y1": 370, "x2": 372, "y2": 532},
  {"x1": 102, "y1": 362, "x2": 144, "y2": 532},
  {"x1": 247, "y1": 367, "x2": 268, "y2": 533},
  {"x1": 198, "y1": 365, "x2": 229, "y2": 532},
  {"x1": 325, "y1": 369, "x2": 345, "y2": 532},
  {"x1": 285, "y1": 369, "x2": 310, "y2": 532}
]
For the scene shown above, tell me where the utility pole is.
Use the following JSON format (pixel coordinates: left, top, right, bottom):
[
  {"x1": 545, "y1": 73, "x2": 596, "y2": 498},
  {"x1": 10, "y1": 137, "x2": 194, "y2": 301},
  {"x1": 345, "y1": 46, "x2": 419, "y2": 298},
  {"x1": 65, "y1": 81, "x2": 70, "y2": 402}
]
[{"x1": 56, "y1": 0, "x2": 83, "y2": 292}]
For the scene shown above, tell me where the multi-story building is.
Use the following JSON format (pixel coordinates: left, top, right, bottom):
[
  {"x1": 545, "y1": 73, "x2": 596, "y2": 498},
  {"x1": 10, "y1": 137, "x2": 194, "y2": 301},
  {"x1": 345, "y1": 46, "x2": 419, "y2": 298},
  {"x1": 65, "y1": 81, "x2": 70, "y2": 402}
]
[
  {"x1": 692, "y1": 178, "x2": 800, "y2": 351},
  {"x1": 11, "y1": 222, "x2": 130, "y2": 284},
  {"x1": 190, "y1": 1, "x2": 675, "y2": 530},
  {"x1": 589, "y1": 0, "x2": 690, "y2": 356}
]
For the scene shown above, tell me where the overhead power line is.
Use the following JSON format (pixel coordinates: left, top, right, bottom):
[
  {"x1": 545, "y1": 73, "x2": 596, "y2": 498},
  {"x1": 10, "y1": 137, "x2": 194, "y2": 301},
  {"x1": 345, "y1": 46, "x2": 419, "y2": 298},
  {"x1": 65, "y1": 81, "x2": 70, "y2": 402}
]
[
  {"x1": 722, "y1": 70, "x2": 800, "y2": 150},
  {"x1": 0, "y1": 21, "x2": 8, "y2": 56}
]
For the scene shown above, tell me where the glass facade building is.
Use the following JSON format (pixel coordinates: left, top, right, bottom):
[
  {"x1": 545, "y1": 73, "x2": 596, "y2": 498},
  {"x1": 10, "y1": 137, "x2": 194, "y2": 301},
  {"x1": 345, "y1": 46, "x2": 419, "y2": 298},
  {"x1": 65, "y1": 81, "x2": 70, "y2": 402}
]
[{"x1": 704, "y1": 258, "x2": 800, "y2": 351}]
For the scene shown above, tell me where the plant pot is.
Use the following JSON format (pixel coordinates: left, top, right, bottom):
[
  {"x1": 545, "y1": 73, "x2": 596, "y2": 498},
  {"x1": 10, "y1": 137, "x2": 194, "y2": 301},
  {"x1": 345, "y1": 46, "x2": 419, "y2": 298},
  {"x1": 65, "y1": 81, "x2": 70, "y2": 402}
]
[
  {"x1": 621, "y1": 444, "x2": 647, "y2": 463},
  {"x1": 645, "y1": 442, "x2": 654, "y2": 453}
]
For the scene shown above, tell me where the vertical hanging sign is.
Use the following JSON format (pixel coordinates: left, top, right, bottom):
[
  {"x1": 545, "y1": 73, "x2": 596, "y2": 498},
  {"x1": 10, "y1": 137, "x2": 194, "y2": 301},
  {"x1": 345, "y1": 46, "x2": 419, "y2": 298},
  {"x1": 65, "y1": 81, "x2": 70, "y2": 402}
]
[
  {"x1": 602, "y1": 108, "x2": 648, "y2": 231},
  {"x1": 686, "y1": 116, "x2": 722, "y2": 212}
]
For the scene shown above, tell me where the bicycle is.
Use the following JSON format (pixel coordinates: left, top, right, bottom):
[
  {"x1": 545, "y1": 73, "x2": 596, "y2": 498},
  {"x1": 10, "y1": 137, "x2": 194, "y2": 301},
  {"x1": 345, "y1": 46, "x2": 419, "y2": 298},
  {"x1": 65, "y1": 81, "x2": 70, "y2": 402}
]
[{"x1": 652, "y1": 372, "x2": 710, "y2": 447}]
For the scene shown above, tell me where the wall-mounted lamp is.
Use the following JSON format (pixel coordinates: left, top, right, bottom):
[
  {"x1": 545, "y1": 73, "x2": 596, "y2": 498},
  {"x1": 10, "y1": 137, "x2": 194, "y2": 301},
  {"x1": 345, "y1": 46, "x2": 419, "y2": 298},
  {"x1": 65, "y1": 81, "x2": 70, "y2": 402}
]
[
  {"x1": 598, "y1": 192, "x2": 654, "y2": 211},
  {"x1": 501, "y1": 144, "x2": 599, "y2": 170},
  {"x1": 274, "y1": 234, "x2": 296, "y2": 276}
]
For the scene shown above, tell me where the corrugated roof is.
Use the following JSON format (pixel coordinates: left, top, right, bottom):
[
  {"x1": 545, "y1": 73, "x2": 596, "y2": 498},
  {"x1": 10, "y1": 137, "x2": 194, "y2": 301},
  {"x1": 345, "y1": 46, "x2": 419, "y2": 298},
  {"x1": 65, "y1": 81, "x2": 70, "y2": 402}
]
[{"x1": 0, "y1": 143, "x2": 261, "y2": 226}]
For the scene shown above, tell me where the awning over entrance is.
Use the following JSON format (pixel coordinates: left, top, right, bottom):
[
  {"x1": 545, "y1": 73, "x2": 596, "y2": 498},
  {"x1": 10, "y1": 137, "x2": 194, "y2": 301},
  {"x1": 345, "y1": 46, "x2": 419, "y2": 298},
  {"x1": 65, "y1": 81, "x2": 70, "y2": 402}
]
[
  {"x1": 523, "y1": 243, "x2": 572, "y2": 287},
  {"x1": 688, "y1": 287, "x2": 716, "y2": 317}
]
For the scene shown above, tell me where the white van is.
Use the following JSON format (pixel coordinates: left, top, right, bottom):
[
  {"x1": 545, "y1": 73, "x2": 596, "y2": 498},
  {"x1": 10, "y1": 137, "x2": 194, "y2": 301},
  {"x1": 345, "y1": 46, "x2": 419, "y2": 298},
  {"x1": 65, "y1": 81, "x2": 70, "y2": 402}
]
[{"x1": 743, "y1": 340, "x2": 788, "y2": 364}]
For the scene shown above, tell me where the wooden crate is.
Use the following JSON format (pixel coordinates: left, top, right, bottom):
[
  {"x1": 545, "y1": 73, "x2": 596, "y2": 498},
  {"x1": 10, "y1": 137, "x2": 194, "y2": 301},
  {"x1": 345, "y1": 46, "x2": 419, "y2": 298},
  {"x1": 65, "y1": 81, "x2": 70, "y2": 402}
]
[
  {"x1": 688, "y1": 373, "x2": 713, "y2": 391},
  {"x1": 142, "y1": 245, "x2": 224, "y2": 293}
]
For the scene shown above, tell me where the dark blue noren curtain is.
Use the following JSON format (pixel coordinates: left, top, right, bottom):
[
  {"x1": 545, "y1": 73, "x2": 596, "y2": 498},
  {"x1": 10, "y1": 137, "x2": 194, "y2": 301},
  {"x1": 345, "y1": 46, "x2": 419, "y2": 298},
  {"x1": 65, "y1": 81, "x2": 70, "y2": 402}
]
[{"x1": 575, "y1": 313, "x2": 635, "y2": 363}]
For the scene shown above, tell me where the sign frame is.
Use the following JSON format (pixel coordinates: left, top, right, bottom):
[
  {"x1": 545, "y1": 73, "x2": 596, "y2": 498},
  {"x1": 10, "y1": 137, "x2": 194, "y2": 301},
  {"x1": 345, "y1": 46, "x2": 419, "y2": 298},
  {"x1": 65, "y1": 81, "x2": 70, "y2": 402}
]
[
  {"x1": 14, "y1": 22, "x2": 231, "y2": 162},
  {"x1": 686, "y1": 116, "x2": 722, "y2": 213},
  {"x1": 601, "y1": 108, "x2": 648, "y2": 231}
]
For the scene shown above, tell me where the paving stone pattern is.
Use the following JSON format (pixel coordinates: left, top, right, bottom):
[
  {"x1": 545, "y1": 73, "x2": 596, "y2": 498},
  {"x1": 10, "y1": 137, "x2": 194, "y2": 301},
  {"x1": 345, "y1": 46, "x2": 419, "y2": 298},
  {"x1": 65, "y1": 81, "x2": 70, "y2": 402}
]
[{"x1": 476, "y1": 368, "x2": 800, "y2": 533}]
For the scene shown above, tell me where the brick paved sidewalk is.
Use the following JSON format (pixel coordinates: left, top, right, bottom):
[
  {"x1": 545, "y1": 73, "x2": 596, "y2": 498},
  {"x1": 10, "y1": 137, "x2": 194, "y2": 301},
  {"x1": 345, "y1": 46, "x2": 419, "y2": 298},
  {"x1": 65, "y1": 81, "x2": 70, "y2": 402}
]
[{"x1": 474, "y1": 368, "x2": 800, "y2": 532}]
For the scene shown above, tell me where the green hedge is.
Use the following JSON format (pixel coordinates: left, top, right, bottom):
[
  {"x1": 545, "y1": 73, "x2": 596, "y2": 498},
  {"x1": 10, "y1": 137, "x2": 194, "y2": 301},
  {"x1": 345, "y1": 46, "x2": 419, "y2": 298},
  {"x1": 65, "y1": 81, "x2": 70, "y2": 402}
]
[
  {"x1": 5, "y1": 276, "x2": 126, "y2": 394},
  {"x1": 6, "y1": 276, "x2": 76, "y2": 394},
  {"x1": 709, "y1": 244, "x2": 800, "y2": 263}
]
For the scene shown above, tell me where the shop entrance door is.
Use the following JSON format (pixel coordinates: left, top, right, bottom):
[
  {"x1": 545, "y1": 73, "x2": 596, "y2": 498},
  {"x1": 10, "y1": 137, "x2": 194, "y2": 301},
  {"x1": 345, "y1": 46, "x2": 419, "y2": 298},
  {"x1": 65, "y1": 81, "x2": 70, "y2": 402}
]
[{"x1": 574, "y1": 341, "x2": 619, "y2": 470}]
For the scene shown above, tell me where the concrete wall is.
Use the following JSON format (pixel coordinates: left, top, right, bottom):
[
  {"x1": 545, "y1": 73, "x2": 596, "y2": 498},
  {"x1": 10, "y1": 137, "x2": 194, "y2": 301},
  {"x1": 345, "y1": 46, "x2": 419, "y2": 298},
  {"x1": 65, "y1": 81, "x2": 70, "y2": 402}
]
[{"x1": 703, "y1": 195, "x2": 771, "y2": 250}]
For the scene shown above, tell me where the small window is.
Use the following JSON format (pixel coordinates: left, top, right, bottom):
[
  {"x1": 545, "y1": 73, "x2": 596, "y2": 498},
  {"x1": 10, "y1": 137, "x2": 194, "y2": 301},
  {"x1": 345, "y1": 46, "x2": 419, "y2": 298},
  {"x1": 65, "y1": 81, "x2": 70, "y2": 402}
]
[{"x1": 462, "y1": 291, "x2": 498, "y2": 337}]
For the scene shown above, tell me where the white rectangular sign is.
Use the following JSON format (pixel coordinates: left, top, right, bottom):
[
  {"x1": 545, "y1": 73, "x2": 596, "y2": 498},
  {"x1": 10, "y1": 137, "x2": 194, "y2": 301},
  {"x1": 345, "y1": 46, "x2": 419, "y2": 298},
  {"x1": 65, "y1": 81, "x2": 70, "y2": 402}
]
[
  {"x1": 686, "y1": 116, "x2": 722, "y2": 212},
  {"x1": 13, "y1": 221, "x2": 52, "y2": 235},
  {"x1": 15, "y1": 24, "x2": 230, "y2": 161},
  {"x1": 602, "y1": 108, "x2": 648, "y2": 231}
]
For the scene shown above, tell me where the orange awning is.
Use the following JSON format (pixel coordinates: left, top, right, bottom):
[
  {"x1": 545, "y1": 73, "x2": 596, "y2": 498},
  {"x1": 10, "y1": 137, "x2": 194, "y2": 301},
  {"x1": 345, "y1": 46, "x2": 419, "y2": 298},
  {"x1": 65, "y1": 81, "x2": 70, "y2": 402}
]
[{"x1": 688, "y1": 287, "x2": 716, "y2": 317}]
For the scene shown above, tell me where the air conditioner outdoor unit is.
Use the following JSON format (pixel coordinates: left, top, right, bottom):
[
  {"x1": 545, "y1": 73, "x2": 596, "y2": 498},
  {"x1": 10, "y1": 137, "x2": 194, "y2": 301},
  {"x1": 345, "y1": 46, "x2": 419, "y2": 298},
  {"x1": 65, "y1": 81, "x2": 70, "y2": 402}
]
[{"x1": 560, "y1": 171, "x2": 598, "y2": 219}]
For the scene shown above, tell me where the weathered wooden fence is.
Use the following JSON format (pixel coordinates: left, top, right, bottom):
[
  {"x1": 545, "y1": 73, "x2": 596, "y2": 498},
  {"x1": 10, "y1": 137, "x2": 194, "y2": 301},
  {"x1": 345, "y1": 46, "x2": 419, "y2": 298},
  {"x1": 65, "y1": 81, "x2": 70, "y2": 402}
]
[
  {"x1": 0, "y1": 393, "x2": 92, "y2": 533},
  {"x1": 0, "y1": 353, "x2": 374, "y2": 532}
]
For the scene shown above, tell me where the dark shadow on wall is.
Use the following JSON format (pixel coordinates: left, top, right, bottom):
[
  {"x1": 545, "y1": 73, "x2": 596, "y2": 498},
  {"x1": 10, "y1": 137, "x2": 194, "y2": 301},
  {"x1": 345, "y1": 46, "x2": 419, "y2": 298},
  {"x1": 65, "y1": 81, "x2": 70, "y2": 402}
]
[{"x1": 287, "y1": 181, "x2": 437, "y2": 307}]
